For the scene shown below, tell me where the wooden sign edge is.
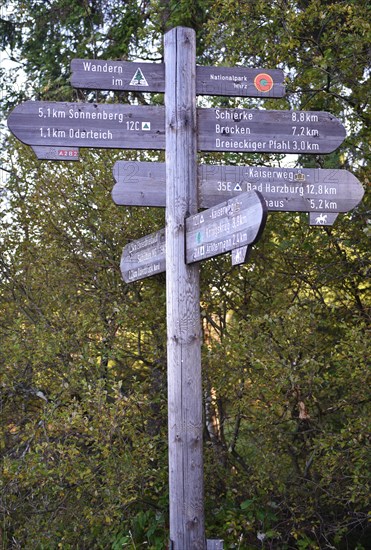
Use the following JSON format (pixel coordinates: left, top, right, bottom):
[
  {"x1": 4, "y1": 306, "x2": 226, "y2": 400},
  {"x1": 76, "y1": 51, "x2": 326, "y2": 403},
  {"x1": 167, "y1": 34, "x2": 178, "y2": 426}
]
[{"x1": 185, "y1": 190, "x2": 268, "y2": 265}]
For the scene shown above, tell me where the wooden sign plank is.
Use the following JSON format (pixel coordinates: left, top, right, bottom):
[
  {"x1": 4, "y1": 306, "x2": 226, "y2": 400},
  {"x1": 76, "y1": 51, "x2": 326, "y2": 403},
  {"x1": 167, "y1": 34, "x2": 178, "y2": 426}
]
[
  {"x1": 120, "y1": 228, "x2": 166, "y2": 283},
  {"x1": 199, "y1": 164, "x2": 365, "y2": 212},
  {"x1": 7, "y1": 101, "x2": 165, "y2": 150},
  {"x1": 71, "y1": 58, "x2": 285, "y2": 98},
  {"x1": 32, "y1": 145, "x2": 79, "y2": 161},
  {"x1": 185, "y1": 190, "x2": 267, "y2": 264},
  {"x1": 71, "y1": 59, "x2": 165, "y2": 92},
  {"x1": 112, "y1": 161, "x2": 165, "y2": 206},
  {"x1": 198, "y1": 108, "x2": 346, "y2": 153},
  {"x1": 196, "y1": 66, "x2": 285, "y2": 97},
  {"x1": 112, "y1": 161, "x2": 364, "y2": 214}
]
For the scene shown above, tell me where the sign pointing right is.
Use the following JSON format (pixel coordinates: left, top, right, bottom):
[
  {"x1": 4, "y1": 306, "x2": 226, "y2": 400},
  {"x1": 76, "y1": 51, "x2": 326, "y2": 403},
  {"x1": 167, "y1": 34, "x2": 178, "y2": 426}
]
[
  {"x1": 112, "y1": 161, "x2": 365, "y2": 215},
  {"x1": 185, "y1": 190, "x2": 267, "y2": 264},
  {"x1": 198, "y1": 108, "x2": 346, "y2": 154}
]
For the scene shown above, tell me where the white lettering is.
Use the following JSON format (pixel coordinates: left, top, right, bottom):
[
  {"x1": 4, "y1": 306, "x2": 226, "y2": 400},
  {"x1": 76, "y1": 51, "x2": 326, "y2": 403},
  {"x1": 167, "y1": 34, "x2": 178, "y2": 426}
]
[
  {"x1": 215, "y1": 109, "x2": 253, "y2": 121},
  {"x1": 216, "y1": 124, "x2": 251, "y2": 135},
  {"x1": 69, "y1": 128, "x2": 113, "y2": 140},
  {"x1": 215, "y1": 138, "x2": 266, "y2": 150},
  {"x1": 68, "y1": 108, "x2": 125, "y2": 124},
  {"x1": 82, "y1": 61, "x2": 123, "y2": 74}
]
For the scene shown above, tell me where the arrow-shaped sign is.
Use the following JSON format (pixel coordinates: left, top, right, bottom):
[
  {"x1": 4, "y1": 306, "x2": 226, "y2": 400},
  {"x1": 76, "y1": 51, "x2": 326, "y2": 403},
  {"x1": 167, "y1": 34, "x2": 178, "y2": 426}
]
[
  {"x1": 197, "y1": 108, "x2": 346, "y2": 154},
  {"x1": 112, "y1": 161, "x2": 364, "y2": 215},
  {"x1": 121, "y1": 228, "x2": 166, "y2": 283},
  {"x1": 185, "y1": 191, "x2": 267, "y2": 264},
  {"x1": 7, "y1": 101, "x2": 165, "y2": 150}
]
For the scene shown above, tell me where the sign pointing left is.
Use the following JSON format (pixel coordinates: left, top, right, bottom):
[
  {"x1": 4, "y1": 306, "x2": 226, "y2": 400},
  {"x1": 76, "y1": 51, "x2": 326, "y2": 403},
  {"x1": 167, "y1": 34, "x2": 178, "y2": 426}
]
[{"x1": 7, "y1": 101, "x2": 165, "y2": 150}]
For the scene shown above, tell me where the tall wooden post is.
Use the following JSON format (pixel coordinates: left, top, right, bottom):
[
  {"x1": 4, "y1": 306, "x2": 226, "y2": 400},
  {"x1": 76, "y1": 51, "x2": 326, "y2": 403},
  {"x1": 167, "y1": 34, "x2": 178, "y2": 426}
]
[{"x1": 164, "y1": 27, "x2": 205, "y2": 549}]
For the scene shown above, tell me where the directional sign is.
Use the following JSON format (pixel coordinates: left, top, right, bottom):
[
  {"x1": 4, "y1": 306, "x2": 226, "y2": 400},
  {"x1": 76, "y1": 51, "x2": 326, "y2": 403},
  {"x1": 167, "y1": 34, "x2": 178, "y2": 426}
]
[
  {"x1": 185, "y1": 191, "x2": 267, "y2": 264},
  {"x1": 198, "y1": 108, "x2": 346, "y2": 154},
  {"x1": 112, "y1": 161, "x2": 364, "y2": 214},
  {"x1": 196, "y1": 67, "x2": 285, "y2": 97},
  {"x1": 71, "y1": 59, "x2": 165, "y2": 92},
  {"x1": 121, "y1": 229, "x2": 166, "y2": 283},
  {"x1": 71, "y1": 59, "x2": 285, "y2": 98},
  {"x1": 7, "y1": 101, "x2": 165, "y2": 150},
  {"x1": 32, "y1": 145, "x2": 79, "y2": 161},
  {"x1": 198, "y1": 164, "x2": 365, "y2": 212}
]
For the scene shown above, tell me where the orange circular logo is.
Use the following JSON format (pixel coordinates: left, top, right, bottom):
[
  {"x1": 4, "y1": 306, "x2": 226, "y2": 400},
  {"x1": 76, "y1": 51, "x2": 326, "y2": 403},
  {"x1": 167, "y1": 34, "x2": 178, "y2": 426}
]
[{"x1": 254, "y1": 73, "x2": 274, "y2": 92}]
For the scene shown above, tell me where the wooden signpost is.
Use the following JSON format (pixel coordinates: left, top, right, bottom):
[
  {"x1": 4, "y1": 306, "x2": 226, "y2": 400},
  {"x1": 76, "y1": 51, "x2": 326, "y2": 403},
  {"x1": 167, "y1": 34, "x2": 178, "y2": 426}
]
[
  {"x1": 199, "y1": 164, "x2": 365, "y2": 212},
  {"x1": 71, "y1": 59, "x2": 165, "y2": 92},
  {"x1": 8, "y1": 102, "x2": 346, "y2": 155},
  {"x1": 196, "y1": 66, "x2": 285, "y2": 97},
  {"x1": 112, "y1": 161, "x2": 364, "y2": 215},
  {"x1": 7, "y1": 24, "x2": 364, "y2": 550},
  {"x1": 164, "y1": 28, "x2": 205, "y2": 549},
  {"x1": 112, "y1": 161, "x2": 166, "y2": 206}
]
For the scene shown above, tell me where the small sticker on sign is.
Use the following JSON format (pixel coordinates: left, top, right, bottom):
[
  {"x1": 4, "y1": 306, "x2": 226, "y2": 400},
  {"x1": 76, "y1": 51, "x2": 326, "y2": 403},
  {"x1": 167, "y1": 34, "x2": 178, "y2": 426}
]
[
  {"x1": 254, "y1": 73, "x2": 274, "y2": 93},
  {"x1": 130, "y1": 68, "x2": 149, "y2": 87}
]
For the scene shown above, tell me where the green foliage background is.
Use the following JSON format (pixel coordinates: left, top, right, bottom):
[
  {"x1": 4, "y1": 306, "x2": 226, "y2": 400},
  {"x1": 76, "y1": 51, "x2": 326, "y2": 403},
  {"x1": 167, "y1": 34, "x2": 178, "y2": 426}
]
[{"x1": 0, "y1": 1, "x2": 370, "y2": 548}]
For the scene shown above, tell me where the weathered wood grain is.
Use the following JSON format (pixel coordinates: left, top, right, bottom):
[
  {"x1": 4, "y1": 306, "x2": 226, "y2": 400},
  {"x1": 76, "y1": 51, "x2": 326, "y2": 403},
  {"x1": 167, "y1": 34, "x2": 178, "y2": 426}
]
[{"x1": 165, "y1": 26, "x2": 205, "y2": 549}]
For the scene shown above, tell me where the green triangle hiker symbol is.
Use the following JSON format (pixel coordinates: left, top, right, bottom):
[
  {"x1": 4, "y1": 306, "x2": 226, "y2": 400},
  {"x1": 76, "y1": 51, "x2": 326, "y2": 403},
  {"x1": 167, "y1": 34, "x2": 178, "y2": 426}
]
[{"x1": 130, "y1": 68, "x2": 149, "y2": 87}]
